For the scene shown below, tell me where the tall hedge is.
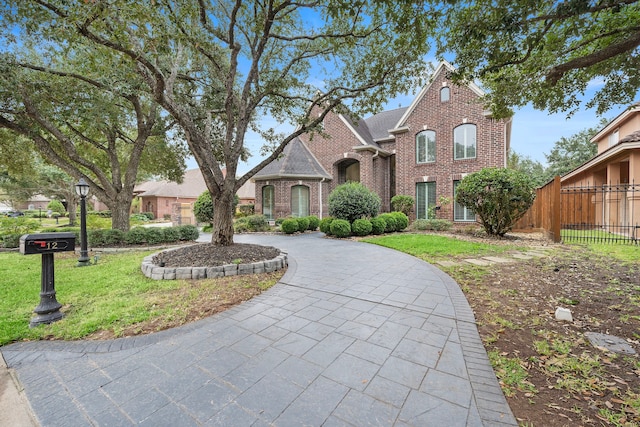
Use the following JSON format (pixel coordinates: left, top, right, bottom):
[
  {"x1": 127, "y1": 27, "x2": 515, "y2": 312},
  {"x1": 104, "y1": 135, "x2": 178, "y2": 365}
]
[{"x1": 328, "y1": 182, "x2": 381, "y2": 223}]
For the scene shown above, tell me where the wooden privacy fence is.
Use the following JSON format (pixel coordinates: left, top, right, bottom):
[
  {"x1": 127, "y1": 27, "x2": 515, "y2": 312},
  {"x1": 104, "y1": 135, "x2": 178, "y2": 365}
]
[{"x1": 513, "y1": 177, "x2": 639, "y2": 244}]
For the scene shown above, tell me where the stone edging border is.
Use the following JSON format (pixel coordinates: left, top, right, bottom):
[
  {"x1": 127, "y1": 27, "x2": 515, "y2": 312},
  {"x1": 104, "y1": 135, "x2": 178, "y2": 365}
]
[{"x1": 141, "y1": 246, "x2": 288, "y2": 280}]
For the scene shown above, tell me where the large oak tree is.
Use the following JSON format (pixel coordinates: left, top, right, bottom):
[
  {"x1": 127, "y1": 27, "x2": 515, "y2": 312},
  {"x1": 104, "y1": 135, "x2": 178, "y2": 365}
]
[{"x1": 4, "y1": 0, "x2": 436, "y2": 245}]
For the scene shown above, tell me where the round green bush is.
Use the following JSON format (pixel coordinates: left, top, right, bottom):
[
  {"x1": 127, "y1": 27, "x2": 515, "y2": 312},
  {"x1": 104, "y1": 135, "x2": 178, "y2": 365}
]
[
  {"x1": 330, "y1": 219, "x2": 351, "y2": 238},
  {"x1": 234, "y1": 217, "x2": 250, "y2": 233},
  {"x1": 162, "y1": 227, "x2": 181, "y2": 242},
  {"x1": 178, "y1": 225, "x2": 199, "y2": 241},
  {"x1": 351, "y1": 218, "x2": 373, "y2": 236},
  {"x1": 142, "y1": 212, "x2": 155, "y2": 220},
  {"x1": 377, "y1": 213, "x2": 397, "y2": 232},
  {"x1": 328, "y1": 182, "x2": 381, "y2": 223},
  {"x1": 87, "y1": 229, "x2": 106, "y2": 246},
  {"x1": 125, "y1": 227, "x2": 147, "y2": 244},
  {"x1": 306, "y1": 215, "x2": 320, "y2": 231},
  {"x1": 390, "y1": 195, "x2": 414, "y2": 217},
  {"x1": 145, "y1": 228, "x2": 164, "y2": 245},
  {"x1": 296, "y1": 216, "x2": 310, "y2": 232},
  {"x1": 319, "y1": 217, "x2": 334, "y2": 234},
  {"x1": 281, "y1": 218, "x2": 299, "y2": 234},
  {"x1": 391, "y1": 211, "x2": 409, "y2": 231},
  {"x1": 370, "y1": 217, "x2": 386, "y2": 235},
  {"x1": 103, "y1": 229, "x2": 125, "y2": 245},
  {"x1": 46, "y1": 199, "x2": 66, "y2": 216},
  {"x1": 194, "y1": 191, "x2": 214, "y2": 224},
  {"x1": 247, "y1": 215, "x2": 269, "y2": 231}
]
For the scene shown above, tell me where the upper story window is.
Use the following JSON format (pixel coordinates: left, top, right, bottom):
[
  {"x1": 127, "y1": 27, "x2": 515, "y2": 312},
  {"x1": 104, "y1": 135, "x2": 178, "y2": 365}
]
[
  {"x1": 440, "y1": 87, "x2": 450, "y2": 102},
  {"x1": 609, "y1": 129, "x2": 619, "y2": 147},
  {"x1": 416, "y1": 130, "x2": 436, "y2": 164},
  {"x1": 454, "y1": 124, "x2": 476, "y2": 160}
]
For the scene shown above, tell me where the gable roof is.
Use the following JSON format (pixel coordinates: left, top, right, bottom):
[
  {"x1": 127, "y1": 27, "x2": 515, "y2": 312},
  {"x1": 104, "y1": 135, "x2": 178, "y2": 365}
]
[
  {"x1": 253, "y1": 137, "x2": 332, "y2": 180},
  {"x1": 590, "y1": 103, "x2": 640, "y2": 143},
  {"x1": 135, "y1": 168, "x2": 208, "y2": 198}
]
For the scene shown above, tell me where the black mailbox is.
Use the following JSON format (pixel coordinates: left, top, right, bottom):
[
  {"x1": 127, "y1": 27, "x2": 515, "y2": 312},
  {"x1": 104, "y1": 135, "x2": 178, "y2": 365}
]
[{"x1": 20, "y1": 233, "x2": 76, "y2": 255}]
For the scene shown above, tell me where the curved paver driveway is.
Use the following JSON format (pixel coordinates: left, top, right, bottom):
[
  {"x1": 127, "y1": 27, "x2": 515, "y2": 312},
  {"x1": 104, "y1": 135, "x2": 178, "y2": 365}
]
[{"x1": 2, "y1": 232, "x2": 516, "y2": 426}]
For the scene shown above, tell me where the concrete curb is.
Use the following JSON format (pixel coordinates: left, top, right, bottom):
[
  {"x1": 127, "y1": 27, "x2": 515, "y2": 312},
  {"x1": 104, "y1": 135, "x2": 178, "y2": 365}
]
[
  {"x1": 0, "y1": 353, "x2": 38, "y2": 427},
  {"x1": 141, "y1": 246, "x2": 288, "y2": 280}
]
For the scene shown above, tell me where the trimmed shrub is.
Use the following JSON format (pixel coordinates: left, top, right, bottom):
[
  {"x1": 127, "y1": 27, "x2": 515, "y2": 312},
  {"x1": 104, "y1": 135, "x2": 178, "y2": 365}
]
[
  {"x1": 281, "y1": 218, "x2": 299, "y2": 234},
  {"x1": 390, "y1": 195, "x2": 414, "y2": 217},
  {"x1": 410, "y1": 219, "x2": 453, "y2": 231},
  {"x1": 328, "y1": 182, "x2": 381, "y2": 223},
  {"x1": 377, "y1": 213, "x2": 397, "y2": 232},
  {"x1": 370, "y1": 217, "x2": 386, "y2": 235},
  {"x1": 391, "y1": 211, "x2": 409, "y2": 231},
  {"x1": 275, "y1": 217, "x2": 286, "y2": 226},
  {"x1": 103, "y1": 229, "x2": 125, "y2": 246},
  {"x1": 319, "y1": 217, "x2": 334, "y2": 234},
  {"x1": 141, "y1": 212, "x2": 155, "y2": 220},
  {"x1": 162, "y1": 227, "x2": 181, "y2": 242},
  {"x1": 295, "y1": 216, "x2": 310, "y2": 232},
  {"x1": 234, "y1": 217, "x2": 250, "y2": 233},
  {"x1": 306, "y1": 215, "x2": 320, "y2": 231},
  {"x1": 125, "y1": 227, "x2": 147, "y2": 244},
  {"x1": 351, "y1": 218, "x2": 373, "y2": 236},
  {"x1": 88, "y1": 229, "x2": 107, "y2": 246},
  {"x1": 145, "y1": 228, "x2": 164, "y2": 245},
  {"x1": 237, "y1": 204, "x2": 255, "y2": 217},
  {"x1": 47, "y1": 199, "x2": 66, "y2": 216},
  {"x1": 1, "y1": 233, "x2": 21, "y2": 248},
  {"x1": 235, "y1": 215, "x2": 270, "y2": 233},
  {"x1": 329, "y1": 219, "x2": 351, "y2": 238},
  {"x1": 194, "y1": 191, "x2": 214, "y2": 224},
  {"x1": 178, "y1": 225, "x2": 199, "y2": 241}
]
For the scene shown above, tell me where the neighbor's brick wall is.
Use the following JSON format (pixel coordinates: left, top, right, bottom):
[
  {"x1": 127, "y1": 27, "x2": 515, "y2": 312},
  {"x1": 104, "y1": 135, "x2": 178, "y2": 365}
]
[
  {"x1": 394, "y1": 66, "x2": 508, "y2": 220},
  {"x1": 254, "y1": 179, "x2": 330, "y2": 219}
]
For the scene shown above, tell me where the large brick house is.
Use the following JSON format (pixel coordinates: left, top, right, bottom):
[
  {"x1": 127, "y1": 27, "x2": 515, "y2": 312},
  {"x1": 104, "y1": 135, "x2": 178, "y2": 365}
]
[{"x1": 253, "y1": 61, "x2": 512, "y2": 222}]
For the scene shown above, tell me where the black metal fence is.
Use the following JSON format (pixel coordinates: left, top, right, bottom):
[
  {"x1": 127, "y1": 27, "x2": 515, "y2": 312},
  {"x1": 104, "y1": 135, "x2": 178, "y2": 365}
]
[{"x1": 561, "y1": 181, "x2": 639, "y2": 244}]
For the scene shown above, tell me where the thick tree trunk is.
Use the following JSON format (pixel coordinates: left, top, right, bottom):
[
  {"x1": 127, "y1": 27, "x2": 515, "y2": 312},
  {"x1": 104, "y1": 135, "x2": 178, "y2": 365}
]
[
  {"x1": 110, "y1": 197, "x2": 132, "y2": 232},
  {"x1": 211, "y1": 188, "x2": 235, "y2": 246}
]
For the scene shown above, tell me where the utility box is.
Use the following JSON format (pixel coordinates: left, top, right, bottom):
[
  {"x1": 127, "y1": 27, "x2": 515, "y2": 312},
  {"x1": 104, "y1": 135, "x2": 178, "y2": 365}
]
[{"x1": 20, "y1": 233, "x2": 76, "y2": 255}]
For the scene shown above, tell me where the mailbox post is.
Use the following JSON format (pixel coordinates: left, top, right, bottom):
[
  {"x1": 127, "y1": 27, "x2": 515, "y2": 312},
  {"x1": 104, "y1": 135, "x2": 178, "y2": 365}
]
[{"x1": 20, "y1": 233, "x2": 76, "y2": 327}]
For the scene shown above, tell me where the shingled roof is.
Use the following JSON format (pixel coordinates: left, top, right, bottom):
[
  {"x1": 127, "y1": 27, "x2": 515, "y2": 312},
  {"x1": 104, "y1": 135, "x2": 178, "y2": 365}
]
[
  {"x1": 253, "y1": 137, "x2": 332, "y2": 180},
  {"x1": 620, "y1": 129, "x2": 640, "y2": 144}
]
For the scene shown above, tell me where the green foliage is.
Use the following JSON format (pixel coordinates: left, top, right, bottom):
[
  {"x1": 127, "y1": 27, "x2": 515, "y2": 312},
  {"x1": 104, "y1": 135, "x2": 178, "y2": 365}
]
[
  {"x1": 234, "y1": 215, "x2": 270, "y2": 233},
  {"x1": 162, "y1": 227, "x2": 181, "y2": 242},
  {"x1": 319, "y1": 217, "x2": 334, "y2": 235},
  {"x1": 141, "y1": 212, "x2": 155, "y2": 221},
  {"x1": 46, "y1": 199, "x2": 66, "y2": 215},
  {"x1": 455, "y1": 167, "x2": 536, "y2": 237},
  {"x1": 296, "y1": 216, "x2": 310, "y2": 232},
  {"x1": 328, "y1": 182, "x2": 381, "y2": 223},
  {"x1": 87, "y1": 214, "x2": 111, "y2": 230},
  {"x1": 329, "y1": 219, "x2": 351, "y2": 238},
  {"x1": 0, "y1": 216, "x2": 40, "y2": 236},
  {"x1": 390, "y1": 195, "x2": 415, "y2": 217},
  {"x1": 438, "y1": 2, "x2": 640, "y2": 118},
  {"x1": 306, "y1": 216, "x2": 320, "y2": 231},
  {"x1": 178, "y1": 225, "x2": 199, "y2": 241},
  {"x1": 508, "y1": 151, "x2": 548, "y2": 187},
  {"x1": 104, "y1": 229, "x2": 125, "y2": 246},
  {"x1": 237, "y1": 204, "x2": 255, "y2": 217},
  {"x1": 281, "y1": 218, "x2": 299, "y2": 234},
  {"x1": 370, "y1": 216, "x2": 386, "y2": 235},
  {"x1": 130, "y1": 213, "x2": 151, "y2": 223},
  {"x1": 194, "y1": 191, "x2": 214, "y2": 224},
  {"x1": 377, "y1": 213, "x2": 397, "y2": 233},
  {"x1": 88, "y1": 229, "x2": 106, "y2": 246},
  {"x1": 145, "y1": 228, "x2": 164, "y2": 245},
  {"x1": 410, "y1": 219, "x2": 453, "y2": 231},
  {"x1": 1, "y1": 234, "x2": 20, "y2": 248},
  {"x1": 351, "y1": 218, "x2": 373, "y2": 236},
  {"x1": 125, "y1": 227, "x2": 147, "y2": 245},
  {"x1": 390, "y1": 212, "x2": 409, "y2": 231},
  {"x1": 543, "y1": 122, "x2": 602, "y2": 180}
]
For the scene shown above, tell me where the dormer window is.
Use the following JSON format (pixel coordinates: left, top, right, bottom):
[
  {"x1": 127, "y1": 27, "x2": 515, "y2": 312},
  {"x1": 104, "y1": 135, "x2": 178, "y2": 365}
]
[
  {"x1": 609, "y1": 129, "x2": 619, "y2": 147},
  {"x1": 440, "y1": 87, "x2": 450, "y2": 102}
]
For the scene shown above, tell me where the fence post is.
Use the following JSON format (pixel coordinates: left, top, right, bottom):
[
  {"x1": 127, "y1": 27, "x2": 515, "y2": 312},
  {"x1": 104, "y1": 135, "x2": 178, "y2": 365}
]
[{"x1": 551, "y1": 176, "x2": 561, "y2": 242}]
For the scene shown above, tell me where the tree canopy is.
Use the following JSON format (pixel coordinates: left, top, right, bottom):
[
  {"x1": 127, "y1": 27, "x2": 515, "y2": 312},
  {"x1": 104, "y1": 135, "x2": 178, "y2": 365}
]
[
  {"x1": 2, "y1": 0, "x2": 437, "y2": 244},
  {"x1": 543, "y1": 119, "x2": 603, "y2": 179},
  {"x1": 438, "y1": 0, "x2": 640, "y2": 118}
]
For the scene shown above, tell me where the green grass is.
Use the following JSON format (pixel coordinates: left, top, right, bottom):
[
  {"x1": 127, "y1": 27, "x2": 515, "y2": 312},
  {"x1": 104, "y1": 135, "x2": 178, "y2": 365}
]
[
  {"x1": 362, "y1": 233, "x2": 515, "y2": 263},
  {"x1": 579, "y1": 242, "x2": 639, "y2": 264},
  {"x1": 0, "y1": 250, "x2": 214, "y2": 345}
]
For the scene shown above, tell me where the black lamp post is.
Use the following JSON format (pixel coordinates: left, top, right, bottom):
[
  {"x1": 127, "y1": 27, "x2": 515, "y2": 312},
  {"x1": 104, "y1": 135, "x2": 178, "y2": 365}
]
[{"x1": 75, "y1": 178, "x2": 91, "y2": 267}]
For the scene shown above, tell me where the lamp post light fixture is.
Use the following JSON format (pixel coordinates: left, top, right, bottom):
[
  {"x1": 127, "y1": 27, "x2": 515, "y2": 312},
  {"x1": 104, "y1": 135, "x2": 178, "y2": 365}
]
[{"x1": 75, "y1": 178, "x2": 91, "y2": 267}]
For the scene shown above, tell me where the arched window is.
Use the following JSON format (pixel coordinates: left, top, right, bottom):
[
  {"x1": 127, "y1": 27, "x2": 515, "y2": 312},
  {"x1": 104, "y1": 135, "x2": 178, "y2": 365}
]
[
  {"x1": 454, "y1": 124, "x2": 476, "y2": 160},
  {"x1": 291, "y1": 185, "x2": 309, "y2": 217},
  {"x1": 416, "y1": 130, "x2": 436, "y2": 164},
  {"x1": 262, "y1": 185, "x2": 275, "y2": 220},
  {"x1": 440, "y1": 86, "x2": 450, "y2": 102}
]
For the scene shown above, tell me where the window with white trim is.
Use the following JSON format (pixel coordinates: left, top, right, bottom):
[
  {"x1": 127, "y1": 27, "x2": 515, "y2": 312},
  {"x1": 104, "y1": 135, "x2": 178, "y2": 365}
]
[
  {"x1": 291, "y1": 185, "x2": 309, "y2": 217},
  {"x1": 440, "y1": 87, "x2": 450, "y2": 102},
  {"x1": 609, "y1": 129, "x2": 619, "y2": 147},
  {"x1": 416, "y1": 182, "x2": 437, "y2": 219},
  {"x1": 453, "y1": 180, "x2": 475, "y2": 221},
  {"x1": 454, "y1": 124, "x2": 476, "y2": 160},
  {"x1": 416, "y1": 130, "x2": 436, "y2": 164},
  {"x1": 262, "y1": 185, "x2": 275, "y2": 220}
]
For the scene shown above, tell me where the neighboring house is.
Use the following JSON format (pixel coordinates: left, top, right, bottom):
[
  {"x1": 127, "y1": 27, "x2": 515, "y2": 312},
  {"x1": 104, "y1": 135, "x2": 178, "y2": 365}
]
[
  {"x1": 134, "y1": 168, "x2": 256, "y2": 224},
  {"x1": 252, "y1": 61, "x2": 511, "y2": 221},
  {"x1": 14, "y1": 194, "x2": 51, "y2": 211},
  {"x1": 560, "y1": 103, "x2": 640, "y2": 232}
]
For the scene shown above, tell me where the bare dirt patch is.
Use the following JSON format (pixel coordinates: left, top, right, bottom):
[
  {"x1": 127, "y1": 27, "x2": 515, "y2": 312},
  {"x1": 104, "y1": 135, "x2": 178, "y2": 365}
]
[{"x1": 448, "y1": 238, "x2": 640, "y2": 426}]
